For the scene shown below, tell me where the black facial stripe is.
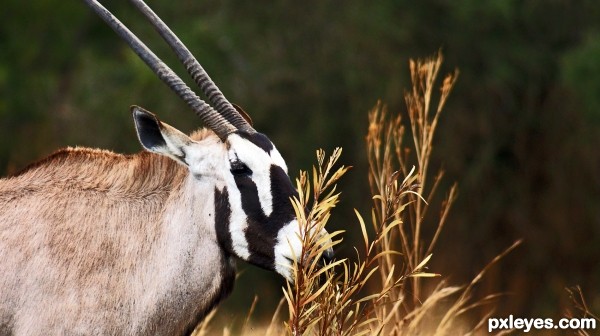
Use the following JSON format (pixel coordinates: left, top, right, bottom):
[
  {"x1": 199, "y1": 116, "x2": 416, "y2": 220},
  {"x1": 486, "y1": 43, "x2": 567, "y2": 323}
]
[
  {"x1": 232, "y1": 165, "x2": 298, "y2": 271},
  {"x1": 269, "y1": 165, "x2": 299, "y2": 219},
  {"x1": 234, "y1": 175, "x2": 268, "y2": 221},
  {"x1": 233, "y1": 174, "x2": 274, "y2": 267},
  {"x1": 230, "y1": 159, "x2": 252, "y2": 176},
  {"x1": 235, "y1": 131, "x2": 274, "y2": 153},
  {"x1": 214, "y1": 187, "x2": 234, "y2": 255}
]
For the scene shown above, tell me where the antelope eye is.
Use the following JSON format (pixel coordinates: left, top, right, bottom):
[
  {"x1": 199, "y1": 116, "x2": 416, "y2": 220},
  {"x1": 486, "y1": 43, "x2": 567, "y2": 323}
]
[{"x1": 230, "y1": 160, "x2": 252, "y2": 176}]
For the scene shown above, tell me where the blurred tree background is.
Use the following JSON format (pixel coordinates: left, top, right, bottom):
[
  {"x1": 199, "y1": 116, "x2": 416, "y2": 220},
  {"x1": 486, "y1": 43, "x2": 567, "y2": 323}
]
[{"x1": 1, "y1": 0, "x2": 599, "y2": 326}]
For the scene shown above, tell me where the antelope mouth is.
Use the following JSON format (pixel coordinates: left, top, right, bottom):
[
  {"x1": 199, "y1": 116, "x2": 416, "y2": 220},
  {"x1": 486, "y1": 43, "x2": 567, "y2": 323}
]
[{"x1": 279, "y1": 249, "x2": 336, "y2": 287}]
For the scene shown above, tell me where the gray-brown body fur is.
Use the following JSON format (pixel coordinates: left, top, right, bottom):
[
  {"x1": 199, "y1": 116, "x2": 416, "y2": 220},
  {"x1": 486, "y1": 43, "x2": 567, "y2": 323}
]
[{"x1": 0, "y1": 129, "x2": 234, "y2": 335}]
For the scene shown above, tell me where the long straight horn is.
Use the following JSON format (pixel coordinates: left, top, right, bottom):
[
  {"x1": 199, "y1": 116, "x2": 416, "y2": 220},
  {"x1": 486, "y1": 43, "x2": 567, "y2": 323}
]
[
  {"x1": 83, "y1": 0, "x2": 236, "y2": 140},
  {"x1": 128, "y1": 0, "x2": 255, "y2": 134}
]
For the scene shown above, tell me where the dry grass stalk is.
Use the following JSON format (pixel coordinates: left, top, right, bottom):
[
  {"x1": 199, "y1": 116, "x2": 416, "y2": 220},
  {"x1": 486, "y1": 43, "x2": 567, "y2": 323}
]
[
  {"x1": 365, "y1": 52, "x2": 461, "y2": 329},
  {"x1": 402, "y1": 51, "x2": 459, "y2": 303}
]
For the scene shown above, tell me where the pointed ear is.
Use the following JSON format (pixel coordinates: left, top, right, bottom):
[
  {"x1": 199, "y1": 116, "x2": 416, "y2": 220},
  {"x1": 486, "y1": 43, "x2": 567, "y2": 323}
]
[{"x1": 131, "y1": 105, "x2": 192, "y2": 165}]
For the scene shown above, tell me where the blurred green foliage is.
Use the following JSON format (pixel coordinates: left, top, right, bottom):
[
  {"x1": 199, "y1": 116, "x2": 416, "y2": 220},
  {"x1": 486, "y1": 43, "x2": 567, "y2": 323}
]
[{"x1": 1, "y1": 0, "x2": 599, "y2": 323}]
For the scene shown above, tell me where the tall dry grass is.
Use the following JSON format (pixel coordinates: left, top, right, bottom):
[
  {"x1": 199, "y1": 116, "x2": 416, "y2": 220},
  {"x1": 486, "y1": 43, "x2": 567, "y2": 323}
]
[
  {"x1": 193, "y1": 53, "x2": 521, "y2": 335},
  {"x1": 280, "y1": 52, "x2": 522, "y2": 336}
]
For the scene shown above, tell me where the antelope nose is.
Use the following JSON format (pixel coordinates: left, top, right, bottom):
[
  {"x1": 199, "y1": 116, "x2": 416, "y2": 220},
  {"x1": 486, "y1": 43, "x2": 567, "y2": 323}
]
[{"x1": 321, "y1": 247, "x2": 334, "y2": 264}]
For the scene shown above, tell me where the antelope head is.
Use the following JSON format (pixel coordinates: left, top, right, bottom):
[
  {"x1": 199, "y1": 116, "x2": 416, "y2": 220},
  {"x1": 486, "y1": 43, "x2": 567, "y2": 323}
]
[{"x1": 85, "y1": 0, "x2": 333, "y2": 281}]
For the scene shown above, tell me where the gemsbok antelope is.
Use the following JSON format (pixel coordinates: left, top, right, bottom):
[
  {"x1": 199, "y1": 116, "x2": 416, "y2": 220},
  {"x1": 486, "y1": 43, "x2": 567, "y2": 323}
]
[{"x1": 0, "y1": 0, "x2": 333, "y2": 335}]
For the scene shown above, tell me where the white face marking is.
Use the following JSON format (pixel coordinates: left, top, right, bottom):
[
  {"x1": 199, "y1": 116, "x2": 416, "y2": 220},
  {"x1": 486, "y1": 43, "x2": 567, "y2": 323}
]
[
  {"x1": 274, "y1": 221, "x2": 334, "y2": 281},
  {"x1": 224, "y1": 182, "x2": 252, "y2": 260},
  {"x1": 227, "y1": 134, "x2": 276, "y2": 217},
  {"x1": 269, "y1": 147, "x2": 288, "y2": 174},
  {"x1": 273, "y1": 220, "x2": 303, "y2": 281}
]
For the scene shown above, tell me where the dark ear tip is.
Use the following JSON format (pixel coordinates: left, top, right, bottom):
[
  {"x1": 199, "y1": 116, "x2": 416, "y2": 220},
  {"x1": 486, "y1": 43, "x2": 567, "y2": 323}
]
[
  {"x1": 130, "y1": 105, "x2": 142, "y2": 114},
  {"x1": 131, "y1": 105, "x2": 158, "y2": 121}
]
